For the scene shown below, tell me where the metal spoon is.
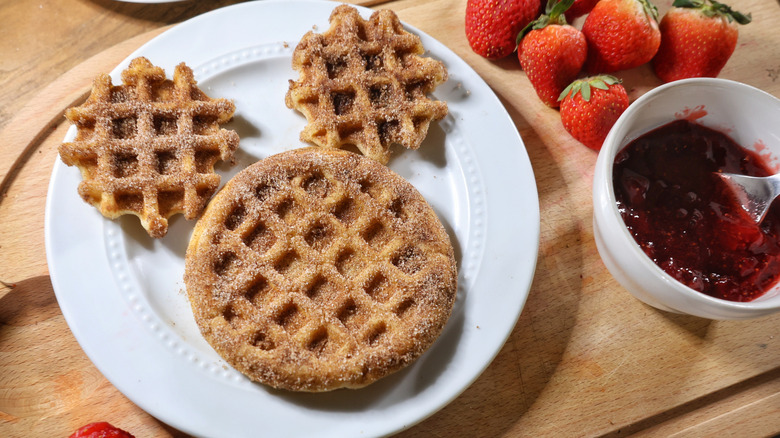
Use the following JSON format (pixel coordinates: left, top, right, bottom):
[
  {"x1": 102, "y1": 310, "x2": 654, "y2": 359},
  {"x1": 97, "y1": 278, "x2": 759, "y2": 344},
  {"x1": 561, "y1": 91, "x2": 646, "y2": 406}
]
[{"x1": 717, "y1": 172, "x2": 780, "y2": 224}]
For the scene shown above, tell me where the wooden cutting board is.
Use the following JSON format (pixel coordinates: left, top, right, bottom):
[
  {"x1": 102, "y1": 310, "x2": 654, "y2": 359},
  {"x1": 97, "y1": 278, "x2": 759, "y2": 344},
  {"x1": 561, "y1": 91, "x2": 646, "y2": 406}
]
[{"x1": 1, "y1": 0, "x2": 779, "y2": 437}]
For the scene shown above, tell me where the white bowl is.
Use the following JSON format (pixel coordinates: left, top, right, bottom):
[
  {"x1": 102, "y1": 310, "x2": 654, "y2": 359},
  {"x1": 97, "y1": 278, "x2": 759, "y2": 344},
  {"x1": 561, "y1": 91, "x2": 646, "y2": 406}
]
[{"x1": 593, "y1": 78, "x2": 780, "y2": 320}]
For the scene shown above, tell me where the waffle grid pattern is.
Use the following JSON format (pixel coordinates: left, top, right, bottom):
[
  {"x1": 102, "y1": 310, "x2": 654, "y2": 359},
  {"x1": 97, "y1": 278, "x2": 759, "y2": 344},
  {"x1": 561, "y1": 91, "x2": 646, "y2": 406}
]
[
  {"x1": 60, "y1": 57, "x2": 240, "y2": 238},
  {"x1": 185, "y1": 148, "x2": 457, "y2": 391},
  {"x1": 285, "y1": 4, "x2": 449, "y2": 164}
]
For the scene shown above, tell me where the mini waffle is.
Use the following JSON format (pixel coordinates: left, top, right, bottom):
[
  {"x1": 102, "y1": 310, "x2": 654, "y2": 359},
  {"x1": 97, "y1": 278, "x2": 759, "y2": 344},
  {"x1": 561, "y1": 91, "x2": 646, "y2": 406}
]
[
  {"x1": 184, "y1": 147, "x2": 457, "y2": 391},
  {"x1": 60, "y1": 57, "x2": 240, "y2": 238},
  {"x1": 285, "y1": 5, "x2": 449, "y2": 164}
]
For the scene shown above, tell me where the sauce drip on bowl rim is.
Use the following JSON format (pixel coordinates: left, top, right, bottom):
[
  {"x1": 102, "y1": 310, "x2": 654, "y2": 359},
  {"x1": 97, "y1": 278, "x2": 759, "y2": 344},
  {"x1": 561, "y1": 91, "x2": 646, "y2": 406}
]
[{"x1": 613, "y1": 119, "x2": 780, "y2": 302}]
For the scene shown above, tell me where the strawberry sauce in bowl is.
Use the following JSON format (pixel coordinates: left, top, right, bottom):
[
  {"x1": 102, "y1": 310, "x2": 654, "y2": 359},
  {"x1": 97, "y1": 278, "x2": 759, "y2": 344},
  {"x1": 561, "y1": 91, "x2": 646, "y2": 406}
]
[
  {"x1": 592, "y1": 78, "x2": 780, "y2": 319},
  {"x1": 613, "y1": 119, "x2": 780, "y2": 302}
]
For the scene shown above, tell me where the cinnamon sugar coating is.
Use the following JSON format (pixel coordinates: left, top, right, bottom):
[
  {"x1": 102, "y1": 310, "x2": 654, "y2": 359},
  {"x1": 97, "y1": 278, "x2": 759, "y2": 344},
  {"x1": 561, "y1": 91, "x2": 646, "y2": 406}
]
[
  {"x1": 184, "y1": 148, "x2": 457, "y2": 391},
  {"x1": 285, "y1": 5, "x2": 449, "y2": 164},
  {"x1": 60, "y1": 57, "x2": 240, "y2": 238}
]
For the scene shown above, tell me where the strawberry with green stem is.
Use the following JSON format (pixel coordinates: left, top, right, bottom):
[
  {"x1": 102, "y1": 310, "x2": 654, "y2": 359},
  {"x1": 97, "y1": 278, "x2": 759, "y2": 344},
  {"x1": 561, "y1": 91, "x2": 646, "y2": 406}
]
[
  {"x1": 518, "y1": 0, "x2": 588, "y2": 107},
  {"x1": 582, "y1": 0, "x2": 661, "y2": 73},
  {"x1": 465, "y1": 0, "x2": 543, "y2": 59},
  {"x1": 559, "y1": 75, "x2": 629, "y2": 151},
  {"x1": 652, "y1": 0, "x2": 751, "y2": 82}
]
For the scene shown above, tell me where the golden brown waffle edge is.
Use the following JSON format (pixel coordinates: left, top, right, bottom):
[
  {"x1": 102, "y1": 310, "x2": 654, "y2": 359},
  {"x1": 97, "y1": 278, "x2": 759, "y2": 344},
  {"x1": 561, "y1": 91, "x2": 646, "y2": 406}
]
[
  {"x1": 59, "y1": 57, "x2": 240, "y2": 238},
  {"x1": 285, "y1": 4, "x2": 449, "y2": 165},
  {"x1": 184, "y1": 147, "x2": 457, "y2": 391}
]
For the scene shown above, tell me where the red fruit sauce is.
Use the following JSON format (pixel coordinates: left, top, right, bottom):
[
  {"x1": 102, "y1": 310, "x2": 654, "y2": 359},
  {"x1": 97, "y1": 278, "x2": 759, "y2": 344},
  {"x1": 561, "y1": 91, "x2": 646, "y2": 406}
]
[{"x1": 613, "y1": 119, "x2": 780, "y2": 302}]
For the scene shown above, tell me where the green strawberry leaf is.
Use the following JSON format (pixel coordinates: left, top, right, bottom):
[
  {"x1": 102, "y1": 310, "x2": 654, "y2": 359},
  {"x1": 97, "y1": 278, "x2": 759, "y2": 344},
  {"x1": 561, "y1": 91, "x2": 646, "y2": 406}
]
[
  {"x1": 517, "y1": 20, "x2": 539, "y2": 44},
  {"x1": 558, "y1": 75, "x2": 622, "y2": 102},
  {"x1": 730, "y1": 10, "x2": 752, "y2": 24},
  {"x1": 558, "y1": 82, "x2": 577, "y2": 102},
  {"x1": 675, "y1": 0, "x2": 751, "y2": 24},
  {"x1": 638, "y1": 0, "x2": 659, "y2": 22},
  {"x1": 601, "y1": 75, "x2": 620, "y2": 86},
  {"x1": 590, "y1": 79, "x2": 609, "y2": 90},
  {"x1": 549, "y1": 0, "x2": 575, "y2": 20},
  {"x1": 581, "y1": 82, "x2": 591, "y2": 101},
  {"x1": 517, "y1": 0, "x2": 573, "y2": 43},
  {"x1": 672, "y1": 0, "x2": 703, "y2": 7},
  {"x1": 711, "y1": 0, "x2": 752, "y2": 24}
]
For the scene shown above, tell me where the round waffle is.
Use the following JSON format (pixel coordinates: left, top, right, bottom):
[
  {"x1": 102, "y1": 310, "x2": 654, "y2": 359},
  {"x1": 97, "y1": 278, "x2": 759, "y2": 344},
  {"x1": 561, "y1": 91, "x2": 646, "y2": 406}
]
[
  {"x1": 60, "y1": 57, "x2": 240, "y2": 238},
  {"x1": 184, "y1": 147, "x2": 457, "y2": 391},
  {"x1": 285, "y1": 5, "x2": 449, "y2": 164}
]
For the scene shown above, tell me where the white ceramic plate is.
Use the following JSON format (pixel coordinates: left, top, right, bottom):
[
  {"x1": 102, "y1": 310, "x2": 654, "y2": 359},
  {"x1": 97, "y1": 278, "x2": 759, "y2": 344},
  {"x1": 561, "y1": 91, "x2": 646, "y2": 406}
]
[{"x1": 45, "y1": 1, "x2": 539, "y2": 436}]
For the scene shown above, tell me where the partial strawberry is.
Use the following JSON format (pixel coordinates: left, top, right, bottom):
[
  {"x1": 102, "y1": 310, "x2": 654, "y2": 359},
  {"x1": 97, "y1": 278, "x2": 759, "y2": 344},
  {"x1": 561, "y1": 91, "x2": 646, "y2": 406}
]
[
  {"x1": 466, "y1": 0, "x2": 543, "y2": 59},
  {"x1": 652, "y1": 0, "x2": 751, "y2": 82},
  {"x1": 518, "y1": 0, "x2": 588, "y2": 107},
  {"x1": 559, "y1": 75, "x2": 629, "y2": 150},
  {"x1": 582, "y1": 0, "x2": 661, "y2": 73},
  {"x1": 70, "y1": 422, "x2": 135, "y2": 438},
  {"x1": 566, "y1": 0, "x2": 599, "y2": 20}
]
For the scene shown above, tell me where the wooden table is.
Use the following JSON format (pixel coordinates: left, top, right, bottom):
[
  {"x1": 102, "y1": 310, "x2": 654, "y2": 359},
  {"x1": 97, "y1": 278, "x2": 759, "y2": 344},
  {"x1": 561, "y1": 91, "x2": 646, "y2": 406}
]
[{"x1": 1, "y1": 0, "x2": 778, "y2": 436}]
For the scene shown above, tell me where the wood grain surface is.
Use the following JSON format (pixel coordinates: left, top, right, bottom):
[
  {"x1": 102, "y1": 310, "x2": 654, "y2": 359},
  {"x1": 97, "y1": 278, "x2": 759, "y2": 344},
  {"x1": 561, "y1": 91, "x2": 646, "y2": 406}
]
[{"x1": 1, "y1": 0, "x2": 779, "y2": 437}]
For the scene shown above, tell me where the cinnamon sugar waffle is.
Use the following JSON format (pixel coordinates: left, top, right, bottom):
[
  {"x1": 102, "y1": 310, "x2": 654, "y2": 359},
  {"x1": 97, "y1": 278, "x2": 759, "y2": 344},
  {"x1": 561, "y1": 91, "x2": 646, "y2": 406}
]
[
  {"x1": 184, "y1": 147, "x2": 457, "y2": 392},
  {"x1": 59, "y1": 57, "x2": 240, "y2": 238},
  {"x1": 285, "y1": 5, "x2": 449, "y2": 164}
]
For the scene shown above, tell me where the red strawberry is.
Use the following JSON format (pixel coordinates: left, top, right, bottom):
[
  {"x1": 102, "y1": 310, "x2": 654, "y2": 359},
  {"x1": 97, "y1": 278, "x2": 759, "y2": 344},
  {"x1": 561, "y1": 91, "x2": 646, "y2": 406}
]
[
  {"x1": 70, "y1": 422, "x2": 135, "y2": 438},
  {"x1": 559, "y1": 75, "x2": 629, "y2": 150},
  {"x1": 519, "y1": 0, "x2": 588, "y2": 107},
  {"x1": 566, "y1": 0, "x2": 599, "y2": 19},
  {"x1": 465, "y1": 0, "x2": 543, "y2": 59},
  {"x1": 582, "y1": 0, "x2": 661, "y2": 73},
  {"x1": 652, "y1": 0, "x2": 751, "y2": 82}
]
